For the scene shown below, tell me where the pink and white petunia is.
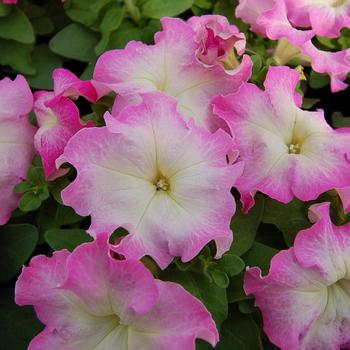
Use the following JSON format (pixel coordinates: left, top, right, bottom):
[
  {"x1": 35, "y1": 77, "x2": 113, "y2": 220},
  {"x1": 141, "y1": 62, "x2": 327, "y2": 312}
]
[
  {"x1": 58, "y1": 93, "x2": 243, "y2": 268},
  {"x1": 53, "y1": 68, "x2": 97, "y2": 103},
  {"x1": 236, "y1": 0, "x2": 350, "y2": 92},
  {"x1": 0, "y1": 75, "x2": 36, "y2": 224},
  {"x1": 33, "y1": 91, "x2": 92, "y2": 179},
  {"x1": 285, "y1": 0, "x2": 350, "y2": 38},
  {"x1": 213, "y1": 66, "x2": 350, "y2": 208},
  {"x1": 244, "y1": 202, "x2": 350, "y2": 350},
  {"x1": 93, "y1": 16, "x2": 252, "y2": 131},
  {"x1": 187, "y1": 15, "x2": 247, "y2": 71},
  {"x1": 257, "y1": 1, "x2": 350, "y2": 92},
  {"x1": 2, "y1": 0, "x2": 17, "y2": 4},
  {"x1": 15, "y1": 234, "x2": 219, "y2": 350},
  {"x1": 235, "y1": 0, "x2": 275, "y2": 36}
]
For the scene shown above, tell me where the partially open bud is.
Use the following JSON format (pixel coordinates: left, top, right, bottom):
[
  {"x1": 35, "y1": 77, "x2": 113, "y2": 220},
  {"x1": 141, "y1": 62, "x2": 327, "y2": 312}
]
[{"x1": 188, "y1": 15, "x2": 246, "y2": 70}]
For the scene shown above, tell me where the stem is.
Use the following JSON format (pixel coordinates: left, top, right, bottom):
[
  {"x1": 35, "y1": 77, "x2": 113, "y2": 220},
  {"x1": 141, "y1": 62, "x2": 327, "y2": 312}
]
[{"x1": 123, "y1": 0, "x2": 141, "y2": 25}]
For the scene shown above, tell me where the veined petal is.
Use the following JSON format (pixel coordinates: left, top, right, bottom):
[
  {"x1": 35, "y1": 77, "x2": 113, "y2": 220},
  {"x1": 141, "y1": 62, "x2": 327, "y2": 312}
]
[
  {"x1": 16, "y1": 234, "x2": 218, "y2": 350},
  {"x1": 94, "y1": 17, "x2": 251, "y2": 130},
  {"x1": 245, "y1": 203, "x2": 350, "y2": 349},
  {"x1": 286, "y1": 0, "x2": 350, "y2": 38},
  {"x1": 34, "y1": 91, "x2": 92, "y2": 179},
  {"x1": 0, "y1": 75, "x2": 33, "y2": 119},
  {"x1": 53, "y1": 68, "x2": 97, "y2": 103},
  {"x1": 235, "y1": 0, "x2": 275, "y2": 36},
  {"x1": 213, "y1": 66, "x2": 350, "y2": 205},
  {"x1": 0, "y1": 118, "x2": 36, "y2": 223},
  {"x1": 129, "y1": 281, "x2": 219, "y2": 349},
  {"x1": 60, "y1": 93, "x2": 240, "y2": 268}
]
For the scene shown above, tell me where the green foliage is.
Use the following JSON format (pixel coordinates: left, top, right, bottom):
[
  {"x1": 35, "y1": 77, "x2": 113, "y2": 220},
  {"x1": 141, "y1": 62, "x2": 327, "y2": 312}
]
[
  {"x1": 45, "y1": 228, "x2": 93, "y2": 251},
  {"x1": 216, "y1": 309, "x2": 263, "y2": 349},
  {"x1": 230, "y1": 195, "x2": 264, "y2": 255},
  {"x1": 49, "y1": 23, "x2": 99, "y2": 61},
  {"x1": 332, "y1": 111, "x2": 350, "y2": 128},
  {"x1": 0, "y1": 288, "x2": 43, "y2": 349},
  {"x1": 26, "y1": 44, "x2": 62, "y2": 89},
  {"x1": 141, "y1": 0, "x2": 194, "y2": 19},
  {"x1": 309, "y1": 70, "x2": 330, "y2": 89},
  {"x1": 262, "y1": 198, "x2": 311, "y2": 246},
  {"x1": 162, "y1": 268, "x2": 228, "y2": 327},
  {"x1": 0, "y1": 224, "x2": 38, "y2": 282},
  {"x1": 0, "y1": 8, "x2": 34, "y2": 44},
  {"x1": 15, "y1": 158, "x2": 49, "y2": 213}
]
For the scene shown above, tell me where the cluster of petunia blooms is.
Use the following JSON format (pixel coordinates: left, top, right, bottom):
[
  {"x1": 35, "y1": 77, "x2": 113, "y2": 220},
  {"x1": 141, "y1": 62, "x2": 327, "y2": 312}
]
[{"x1": 2, "y1": 2, "x2": 350, "y2": 350}]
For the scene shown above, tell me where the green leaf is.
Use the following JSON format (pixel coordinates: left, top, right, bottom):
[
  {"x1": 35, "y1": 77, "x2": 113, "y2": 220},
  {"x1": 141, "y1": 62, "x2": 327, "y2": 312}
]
[
  {"x1": 26, "y1": 44, "x2": 62, "y2": 89},
  {"x1": 162, "y1": 269, "x2": 228, "y2": 327},
  {"x1": 194, "y1": 0, "x2": 212, "y2": 9},
  {"x1": 20, "y1": 2, "x2": 45, "y2": 19},
  {"x1": 37, "y1": 201, "x2": 83, "y2": 234},
  {"x1": 262, "y1": 197, "x2": 310, "y2": 246},
  {"x1": 216, "y1": 309, "x2": 263, "y2": 349},
  {"x1": 141, "y1": 0, "x2": 194, "y2": 19},
  {"x1": 0, "y1": 224, "x2": 38, "y2": 282},
  {"x1": 49, "y1": 23, "x2": 99, "y2": 61},
  {"x1": 0, "y1": 3, "x2": 11, "y2": 17},
  {"x1": 50, "y1": 177, "x2": 70, "y2": 204},
  {"x1": 0, "y1": 288, "x2": 43, "y2": 349},
  {"x1": 309, "y1": 70, "x2": 330, "y2": 89},
  {"x1": 65, "y1": 0, "x2": 113, "y2": 26},
  {"x1": 230, "y1": 194, "x2": 264, "y2": 256},
  {"x1": 14, "y1": 181, "x2": 32, "y2": 194},
  {"x1": 238, "y1": 299, "x2": 255, "y2": 314},
  {"x1": 251, "y1": 54, "x2": 263, "y2": 76},
  {"x1": 28, "y1": 165, "x2": 45, "y2": 185},
  {"x1": 227, "y1": 273, "x2": 249, "y2": 303},
  {"x1": 113, "y1": 26, "x2": 143, "y2": 48},
  {"x1": 100, "y1": 5, "x2": 124, "y2": 32},
  {"x1": 95, "y1": 5, "x2": 124, "y2": 55},
  {"x1": 242, "y1": 242, "x2": 278, "y2": 275},
  {"x1": 209, "y1": 269, "x2": 229, "y2": 288},
  {"x1": 0, "y1": 8, "x2": 35, "y2": 44},
  {"x1": 32, "y1": 16, "x2": 55, "y2": 36},
  {"x1": 332, "y1": 111, "x2": 350, "y2": 128},
  {"x1": 217, "y1": 254, "x2": 245, "y2": 277},
  {"x1": 302, "y1": 98, "x2": 320, "y2": 109},
  {"x1": 316, "y1": 36, "x2": 337, "y2": 49},
  {"x1": 19, "y1": 192, "x2": 42, "y2": 212},
  {"x1": 0, "y1": 39, "x2": 35, "y2": 74},
  {"x1": 45, "y1": 228, "x2": 93, "y2": 252}
]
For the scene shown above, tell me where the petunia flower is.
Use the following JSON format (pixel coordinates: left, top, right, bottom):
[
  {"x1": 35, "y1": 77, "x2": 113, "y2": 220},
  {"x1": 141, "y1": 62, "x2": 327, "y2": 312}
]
[
  {"x1": 0, "y1": 75, "x2": 36, "y2": 224},
  {"x1": 285, "y1": 0, "x2": 350, "y2": 38},
  {"x1": 213, "y1": 66, "x2": 350, "y2": 209},
  {"x1": 244, "y1": 202, "x2": 350, "y2": 350},
  {"x1": 187, "y1": 15, "x2": 247, "y2": 71},
  {"x1": 52, "y1": 68, "x2": 97, "y2": 103},
  {"x1": 33, "y1": 91, "x2": 92, "y2": 179},
  {"x1": 93, "y1": 16, "x2": 252, "y2": 131},
  {"x1": 235, "y1": 0, "x2": 275, "y2": 36},
  {"x1": 2, "y1": 0, "x2": 17, "y2": 4},
  {"x1": 57, "y1": 93, "x2": 243, "y2": 268},
  {"x1": 15, "y1": 233, "x2": 219, "y2": 350},
  {"x1": 236, "y1": 0, "x2": 350, "y2": 92},
  {"x1": 258, "y1": 0, "x2": 350, "y2": 92}
]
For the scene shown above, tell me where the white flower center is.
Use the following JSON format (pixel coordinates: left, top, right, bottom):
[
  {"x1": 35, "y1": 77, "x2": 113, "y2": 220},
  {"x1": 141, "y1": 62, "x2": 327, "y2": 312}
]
[
  {"x1": 288, "y1": 143, "x2": 301, "y2": 154},
  {"x1": 154, "y1": 177, "x2": 170, "y2": 191}
]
